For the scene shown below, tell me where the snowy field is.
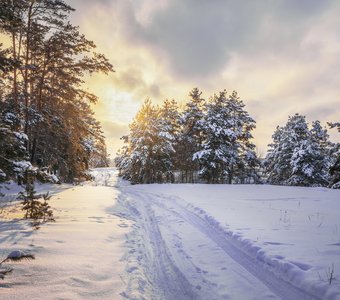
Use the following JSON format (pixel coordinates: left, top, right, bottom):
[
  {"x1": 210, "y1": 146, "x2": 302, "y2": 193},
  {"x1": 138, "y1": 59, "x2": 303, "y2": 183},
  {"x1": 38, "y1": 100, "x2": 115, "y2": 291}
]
[{"x1": 1, "y1": 168, "x2": 340, "y2": 299}]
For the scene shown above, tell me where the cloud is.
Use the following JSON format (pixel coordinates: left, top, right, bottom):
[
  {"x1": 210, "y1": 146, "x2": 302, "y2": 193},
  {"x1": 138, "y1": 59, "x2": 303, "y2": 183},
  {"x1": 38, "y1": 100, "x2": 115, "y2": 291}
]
[
  {"x1": 66, "y1": 0, "x2": 340, "y2": 155},
  {"x1": 101, "y1": 121, "x2": 129, "y2": 139},
  {"x1": 112, "y1": 68, "x2": 162, "y2": 100},
  {"x1": 115, "y1": 0, "x2": 335, "y2": 79}
]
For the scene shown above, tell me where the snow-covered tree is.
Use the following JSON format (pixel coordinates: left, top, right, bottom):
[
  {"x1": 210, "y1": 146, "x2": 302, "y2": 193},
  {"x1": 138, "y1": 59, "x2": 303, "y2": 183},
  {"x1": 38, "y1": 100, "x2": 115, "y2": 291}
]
[
  {"x1": 288, "y1": 139, "x2": 329, "y2": 186},
  {"x1": 116, "y1": 89, "x2": 258, "y2": 185},
  {"x1": 177, "y1": 88, "x2": 205, "y2": 182},
  {"x1": 160, "y1": 99, "x2": 181, "y2": 182},
  {"x1": 0, "y1": 106, "x2": 31, "y2": 183},
  {"x1": 263, "y1": 126, "x2": 287, "y2": 184},
  {"x1": 194, "y1": 90, "x2": 257, "y2": 183},
  {"x1": 119, "y1": 99, "x2": 175, "y2": 184},
  {"x1": 328, "y1": 122, "x2": 340, "y2": 189},
  {"x1": 0, "y1": 0, "x2": 112, "y2": 183},
  {"x1": 115, "y1": 135, "x2": 131, "y2": 179},
  {"x1": 264, "y1": 115, "x2": 331, "y2": 186}
]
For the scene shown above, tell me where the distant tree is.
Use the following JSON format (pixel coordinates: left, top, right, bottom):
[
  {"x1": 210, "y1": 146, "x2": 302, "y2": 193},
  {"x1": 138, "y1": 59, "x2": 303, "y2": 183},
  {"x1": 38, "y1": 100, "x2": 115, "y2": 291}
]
[
  {"x1": 327, "y1": 122, "x2": 340, "y2": 188},
  {"x1": 328, "y1": 122, "x2": 340, "y2": 132},
  {"x1": 226, "y1": 91, "x2": 258, "y2": 183},
  {"x1": 88, "y1": 139, "x2": 110, "y2": 168},
  {"x1": 264, "y1": 115, "x2": 332, "y2": 186},
  {"x1": 160, "y1": 99, "x2": 180, "y2": 182},
  {"x1": 120, "y1": 99, "x2": 175, "y2": 184},
  {"x1": 116, "y1": 89, "x2": 258, "y2": 185},
  {"x1": 194, "y1": 90, "x2": 257, "y2": 183},
  {"x1": 115, "y1": 135, "x2": 131, "y2": 179},
  {"x1": 177, "y1": 88, "x2": 205, "y2": 182},
  {"x1": 263, "y1": 126, "x2": 287, "y2": 184}
]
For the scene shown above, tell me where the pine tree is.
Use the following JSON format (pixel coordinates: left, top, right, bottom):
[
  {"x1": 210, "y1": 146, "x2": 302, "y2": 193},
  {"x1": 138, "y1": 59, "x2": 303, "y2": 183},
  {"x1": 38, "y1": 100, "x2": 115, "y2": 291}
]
[
  {"x1": 0, "y1": 105, "x2": 31, "y2": 183},
  {"x1": 328, "y1": 122, "x2": 340, "y2": 188},
  {"x1": 0, "y1": 0, "x2": 113, "y2": 182},
  {"x1": 177, "y1": 88, "x2": 205, "y2": 182},
  {"x1": 18, "y1": 169, "x2": 54, "y2": 222},
  {"x1": 159, "y1": 99, "x2": 180, "y2": 182},
  {"x1": 116, "y1": 89, "x2": 258, "y2": 185},
  {"x1": 264, "y1": 115, "x2": 332, "y2": 186},
  {"x1": 226, "y1": 91, "x2": 258, "y2": 183},
  {"x1": 194, "y1": 90, "x2": 257, "y2": 183},
  {"x1": 124, "y1": 99, "x2": 175, "y2": 183},
  {"x1": 115, "y1": 136, "x2": 131, "y2": 180},
  {"x1": 263, "y1": 126, "x2": 287, "y2": 184},
  {"x1": 289, "y1": 139, "x2": 328, "y2": 186}
]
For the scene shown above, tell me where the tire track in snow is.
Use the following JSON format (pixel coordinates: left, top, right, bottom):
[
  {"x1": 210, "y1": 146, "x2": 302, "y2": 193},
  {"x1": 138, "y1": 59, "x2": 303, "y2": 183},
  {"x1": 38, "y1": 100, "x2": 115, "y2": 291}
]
[
  {"x1": 120, "y1": 194, "x2": 198, "y2": 300},
  {"x1": 139, "y1": 191, "x2": 320, "y2": 300}
]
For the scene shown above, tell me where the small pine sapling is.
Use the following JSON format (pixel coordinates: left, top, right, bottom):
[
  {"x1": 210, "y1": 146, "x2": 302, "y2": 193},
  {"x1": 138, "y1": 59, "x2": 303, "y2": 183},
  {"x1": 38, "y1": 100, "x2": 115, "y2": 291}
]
[
  {"x1": 18, "y1": 181, "x2": 43, "y2": 219},
  {"x1": 41, "y1": 192, "x2": 54, "y2": 222},
  {"x1": 18, "y1": 170, "x2": 54, "y2": 224}
]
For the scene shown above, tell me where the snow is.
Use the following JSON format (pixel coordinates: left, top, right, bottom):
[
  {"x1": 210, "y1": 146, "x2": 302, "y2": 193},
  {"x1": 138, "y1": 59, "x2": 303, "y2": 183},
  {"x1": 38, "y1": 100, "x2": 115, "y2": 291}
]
[
  {"x1": 1, "y1": 168, "x2": 340, "y2": 299},
  {"x1": 13, "y1": 132, "x2": 28, "y2": 141},
  {"x1": 0, "y1": 174, "x2": 130, "y2": 299},
  {"x1": 0, "y1": 169, "x2": 6, "y2": 180},
  {"x1": 12, "y1": 161, "x2": 32, "y2": 173},
  {"x1": 0, "y1": 181, "x2": 70, "y2": 207},
  {"x1": 4, "y1": 113, "x2": 16, "y2": 124},
  {"x1": 116, "y1": 182, "x2": 340, "y2": 299}
]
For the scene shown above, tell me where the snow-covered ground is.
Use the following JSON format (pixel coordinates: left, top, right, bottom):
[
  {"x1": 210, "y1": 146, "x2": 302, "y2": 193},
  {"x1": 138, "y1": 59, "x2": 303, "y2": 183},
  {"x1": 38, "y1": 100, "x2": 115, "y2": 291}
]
[
  {"x1": 1, "y1": 168, "x2": 340, "y2": 299},
  {"x1": 0, "y1": 172, "x2": 130, "y2": 299}
]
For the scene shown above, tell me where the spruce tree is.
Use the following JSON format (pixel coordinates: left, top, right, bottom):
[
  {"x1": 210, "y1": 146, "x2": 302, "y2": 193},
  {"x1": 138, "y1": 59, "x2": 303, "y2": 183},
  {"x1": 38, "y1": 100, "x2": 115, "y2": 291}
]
[
  {"x1": 194, "y1": 90, "x2": 257, "y2": 183},
  {"x1": 178, "y1": 88, "x2": 205, "y2": 182},
  {"x1": 125, "y1": 99, "x2": 175, "y2": 183},
  {"x1": 160, "y1": 99, "x2": 180, "y2": 182},
  {"x1": 328, "y1": 122, "x2": 340, "y2": 188},
  {"x1": 264, "y1": 115, "x2": 332, "y2": 186}
]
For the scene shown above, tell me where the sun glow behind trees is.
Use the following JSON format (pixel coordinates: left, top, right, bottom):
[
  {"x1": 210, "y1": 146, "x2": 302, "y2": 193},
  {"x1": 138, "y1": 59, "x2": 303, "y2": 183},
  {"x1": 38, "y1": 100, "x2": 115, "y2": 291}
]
[
  {"x1": 116, "y1": 88, "x2": 339, "y2": 188},
  {"x1": 115, "y1": 88, "x2": 260, "y2": 184}
]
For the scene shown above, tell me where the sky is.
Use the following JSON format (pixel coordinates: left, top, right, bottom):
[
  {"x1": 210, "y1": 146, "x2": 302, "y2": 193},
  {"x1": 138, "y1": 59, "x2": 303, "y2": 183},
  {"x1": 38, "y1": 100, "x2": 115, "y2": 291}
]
[{"x1": 68, "y1": 0, "x2": 340, "y2": 157}]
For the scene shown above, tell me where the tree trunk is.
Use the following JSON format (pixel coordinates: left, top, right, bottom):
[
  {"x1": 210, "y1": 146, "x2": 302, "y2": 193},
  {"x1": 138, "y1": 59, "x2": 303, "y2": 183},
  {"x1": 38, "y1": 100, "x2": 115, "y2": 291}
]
[{"x1": 23, "y1": 2, "x2": 34, "y2": 137}]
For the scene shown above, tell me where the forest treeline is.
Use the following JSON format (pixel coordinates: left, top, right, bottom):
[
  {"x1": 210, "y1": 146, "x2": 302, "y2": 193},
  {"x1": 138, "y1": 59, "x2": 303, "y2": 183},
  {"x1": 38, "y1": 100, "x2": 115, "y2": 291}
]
[
  {"x1": 115, "y1": 88, "x2": 340, "y2": 188},
  {"x1": 0, "y1": 0, "x2": 111, "y2": 183},
  {"x1": 1, "y1": 1, "x2": 339, "y2": 189}
]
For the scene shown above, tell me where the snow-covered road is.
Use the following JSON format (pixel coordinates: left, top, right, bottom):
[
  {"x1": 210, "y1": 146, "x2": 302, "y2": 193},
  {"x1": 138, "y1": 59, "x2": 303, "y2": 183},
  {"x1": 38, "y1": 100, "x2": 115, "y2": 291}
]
[
  {"x1": 111, "y1": 168, "x2": 339, "y2": 300},
  {"x1": 1, "y1": 168, "x2": 339, "y2": 299},
  {"x1": 117, "y1": 186, "x2": 316, "y2": 300}
]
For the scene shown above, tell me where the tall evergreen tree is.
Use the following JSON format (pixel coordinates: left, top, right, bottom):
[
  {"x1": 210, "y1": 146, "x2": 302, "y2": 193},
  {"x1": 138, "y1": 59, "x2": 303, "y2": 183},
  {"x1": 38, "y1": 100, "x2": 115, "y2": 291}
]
[
  {"x1": 194, "y1": 90, "x2": 257, "y2": 183},
  {"x1": 328, "y1": 122, "x2": 340, "y2": 188},
  {"x1": 264, "y1": 115, "x2": 332, "y2": 186},
  {"x1": 177, "y1": 88, "x2": 205, "y2": 182},
  {"x1": 116, "y1": 89, "x2": 258, "y2": 185},
  {"x1": 160, "y1": 98, "x2": 180, "y2": 182},
  {"x1": 121, "y1": 99, "x2": 175, "y2": 184},
  {"x1": 0, "y1": 0, "x2": 113, "y2": 182}
]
